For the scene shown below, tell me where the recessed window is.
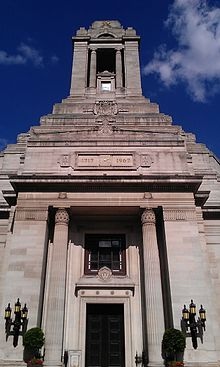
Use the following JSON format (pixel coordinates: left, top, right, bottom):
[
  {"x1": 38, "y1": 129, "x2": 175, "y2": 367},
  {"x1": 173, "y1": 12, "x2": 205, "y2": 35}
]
[
  {"x1": 101, "y1": 82, "x2": 111, "y2": 91},
  {"x1": 84, "y1": 234, "x2": 126, "y2": 275}
]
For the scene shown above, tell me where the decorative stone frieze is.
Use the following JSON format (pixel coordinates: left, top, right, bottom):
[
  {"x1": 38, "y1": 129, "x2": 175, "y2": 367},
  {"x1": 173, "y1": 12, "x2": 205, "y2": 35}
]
[
  {"x1": 141, "y1": 208, "x2": 156, "y2": 225},
  {"x1": 78, "y1": 289, "x2": 133, "y2": 298},
  {"x1": 163, "y1": 209, "x2": 197, "y2": 221},
  {"x1": 16, "y1": 208, "x2": 48, "y2": 221},
  {"x1": 55, "y1": 208, "x2": 69, "y2": 225}
]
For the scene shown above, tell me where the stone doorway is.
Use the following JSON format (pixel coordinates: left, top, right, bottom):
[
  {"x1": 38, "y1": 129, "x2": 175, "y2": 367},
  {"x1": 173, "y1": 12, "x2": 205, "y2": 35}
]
[{"x1": 85, "y1": 303, "x2": 125, "y2": 367}]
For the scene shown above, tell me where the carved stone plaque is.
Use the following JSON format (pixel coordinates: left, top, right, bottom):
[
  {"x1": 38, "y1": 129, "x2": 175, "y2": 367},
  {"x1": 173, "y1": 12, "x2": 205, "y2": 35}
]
[
  {"x1": 58, "y1": 152, "x2": 153, "y2": 171},
  {"x1": 77, "y1": 154, "x2": 133, "y2": 167}
]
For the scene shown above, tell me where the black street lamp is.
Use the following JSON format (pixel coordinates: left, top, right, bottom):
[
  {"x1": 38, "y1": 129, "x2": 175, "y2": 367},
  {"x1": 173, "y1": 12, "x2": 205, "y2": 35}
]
[
  {"x1": 4, "y1": 298, "x2": 28, "y2": 347},
  {"x1": 181, "y1": 299, "x2": 206, "y2": 349}
]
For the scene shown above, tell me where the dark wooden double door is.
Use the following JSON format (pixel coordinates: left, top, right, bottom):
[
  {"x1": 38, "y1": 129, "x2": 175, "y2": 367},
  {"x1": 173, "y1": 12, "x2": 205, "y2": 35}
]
[{"x1": 86, "y1": 304, "x2": 125, "y2": 367}]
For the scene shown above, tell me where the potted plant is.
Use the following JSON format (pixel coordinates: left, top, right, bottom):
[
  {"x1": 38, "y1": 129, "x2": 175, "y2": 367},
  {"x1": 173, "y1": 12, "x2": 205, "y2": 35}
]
[
  {"x1": 23, "y1": 327, "x2": 45, "y2": 366},
  {"x1": 162, "y1": 328, "x2": 186, "y2": 367},
  {"x1": 167, "y1": 362, "x2": 184, "y2": 367},
  {"x1": 27, "y1": 357, "x2": 44, "y2": 366}
]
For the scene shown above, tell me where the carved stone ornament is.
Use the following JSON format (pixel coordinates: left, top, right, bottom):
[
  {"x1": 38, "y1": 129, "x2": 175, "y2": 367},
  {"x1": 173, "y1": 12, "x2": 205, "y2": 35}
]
[
  {"x1": 141, "y1": 209, "x2": 156, "y2": 225},
  {"x1": 58, "y1": 192, "x2": 67, "y2": 199},
  {"x1": 97, "y1": 266, "x2": 112, "y2": 282},
  {"x1": 55, "y1": 208, "x2": 69, "y2": 225},
  {"x1": 97, "y1": 119, "x2": 114, "y2": 135},
  {"x1": 59, "y1": 155, "x2": 70, "y2": 167},
  {"x1": 141, "y1": 155, "x2": 153, "y2": 167},
  {"x1": 143, "y1": 192, "x2": 152, "y2": 199},
  {"x1": 94, "y1": 100, "x2": 118, "y2": 116},
  {"x1": 102, "y1": 21, "x2": 112, "y2": 27}
]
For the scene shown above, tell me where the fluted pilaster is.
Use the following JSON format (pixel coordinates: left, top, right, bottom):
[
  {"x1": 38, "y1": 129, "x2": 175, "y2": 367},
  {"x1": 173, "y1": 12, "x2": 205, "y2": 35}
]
[
  {"x1": 116, "y1": 49, "x2": 123, "y2": 88},
  {"x1": 89, "y1": 50, "x2": 97, "y2": 88},
  {"x1": 141, "y1": 209, "x2": 164, "y2": 365},
  {"x1": 44, "y1": 208, "x2": 69, "y2": 365}
]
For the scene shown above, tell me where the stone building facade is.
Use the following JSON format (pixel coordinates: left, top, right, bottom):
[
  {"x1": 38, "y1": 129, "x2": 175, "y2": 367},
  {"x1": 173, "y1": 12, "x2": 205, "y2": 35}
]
[{"x1": 0, "y1": 20, "x2": 220, "y2": 367}]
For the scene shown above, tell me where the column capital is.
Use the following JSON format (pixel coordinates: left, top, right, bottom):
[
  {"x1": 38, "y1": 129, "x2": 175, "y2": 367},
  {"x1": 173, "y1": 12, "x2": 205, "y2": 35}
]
[
  {"x1": 89, "y1": 46, "x2": 97, "y2": 51},
  {"x1": 141, "y1": 208, "x2": 156, "y2": 225},
  {"x1": 55, "y1": 208, "x2": 69, "y2": 225},
  {"x1": 115, "y1": 47, "x2": 123, "y2": 51}
]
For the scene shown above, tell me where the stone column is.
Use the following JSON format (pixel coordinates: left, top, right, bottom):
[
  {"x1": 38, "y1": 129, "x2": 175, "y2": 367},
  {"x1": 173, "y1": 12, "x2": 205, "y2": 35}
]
[
  {"x1": 141, "y1": 209, "x2": 164, "y2": 366},
  {"x1": 124, "y1": 40, "x2": 142, "y2": 95},
  {"x1": 44, "y1": 208, "x2": 69, "y2": 366},
  {"x1": 70, "y1": 41, "x2": 88, "y2": 96},
  {"x1": 89, "y1": 49, "x2": 97, "y2": 88},
  {"x1": 116, "y1": 49, "x2": 123, "y2": 88}
]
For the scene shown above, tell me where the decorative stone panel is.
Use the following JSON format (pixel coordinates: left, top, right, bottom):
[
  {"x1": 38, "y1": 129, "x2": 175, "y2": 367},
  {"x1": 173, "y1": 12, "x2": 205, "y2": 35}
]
[
  {"x1": 16, "y1": 208, "x2": 48, "y2": 221},
  {"x1": 163, "y1": 209, "x2": 197, "y2": 221},
  {"x1": 78, "y1": 289, "x2": 133, "y2": 298}
]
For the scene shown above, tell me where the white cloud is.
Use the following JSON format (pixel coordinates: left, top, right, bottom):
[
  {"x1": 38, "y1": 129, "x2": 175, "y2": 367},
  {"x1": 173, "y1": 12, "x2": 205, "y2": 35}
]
[
  {"x1": 0, "y1": 43, "x2": 59, "y2": 68},
  {"x1": 18, "y1": 43, "x2": 43, "y2": 67},
  {"x1": 0, "y1": 51, "x2": 26, "y2": 65},
  {"x1": 0, "y1": 43, "x2": 43, "y2": 67},
  {"x1": 50, "y1": 55, "x2": 59, "y2": 64},
  {"x1": 143, "y1": 0, "x2": 220, "y2": 102}
]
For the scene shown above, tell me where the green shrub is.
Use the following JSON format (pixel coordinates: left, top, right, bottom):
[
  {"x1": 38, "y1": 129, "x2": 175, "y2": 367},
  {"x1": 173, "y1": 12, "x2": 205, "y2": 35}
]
[
  {"x1": 23, "y1": 327, "x2": 45, "y2": 349},
  {"x1": 162, "y1": 328, "x2": 186, "y2": 356}
]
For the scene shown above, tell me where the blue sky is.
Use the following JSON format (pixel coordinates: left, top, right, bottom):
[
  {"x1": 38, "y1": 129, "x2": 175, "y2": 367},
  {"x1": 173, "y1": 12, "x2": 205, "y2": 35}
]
[{"x1": 0, "y1": 0, "x2": 220, "y2": 157}]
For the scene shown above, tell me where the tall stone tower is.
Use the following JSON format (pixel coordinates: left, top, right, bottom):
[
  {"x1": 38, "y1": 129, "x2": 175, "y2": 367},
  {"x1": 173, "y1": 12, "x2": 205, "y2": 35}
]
[{"x1": 0, "y1": 21, "x2": 219, "y2": 367}]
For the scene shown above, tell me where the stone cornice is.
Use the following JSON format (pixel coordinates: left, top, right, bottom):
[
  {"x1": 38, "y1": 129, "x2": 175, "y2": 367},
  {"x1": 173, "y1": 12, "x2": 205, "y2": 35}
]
[{"x1": 9, "y1": 174, "x2": 202, "y2": 193}]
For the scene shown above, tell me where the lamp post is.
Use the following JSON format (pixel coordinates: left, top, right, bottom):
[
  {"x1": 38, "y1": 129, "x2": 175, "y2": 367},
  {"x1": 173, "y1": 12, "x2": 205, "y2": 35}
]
[
  {"x1": 4, "y1": 298, "x2": 28, "y2": 347},
  {"x1": 181, "y1": 299, "x2": 206, "y2": 349}
]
